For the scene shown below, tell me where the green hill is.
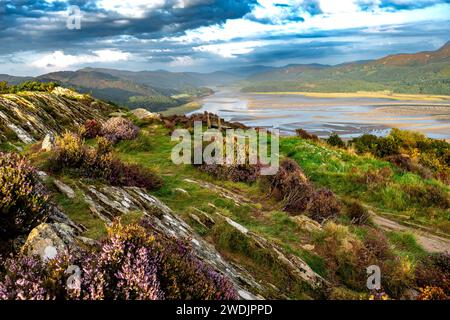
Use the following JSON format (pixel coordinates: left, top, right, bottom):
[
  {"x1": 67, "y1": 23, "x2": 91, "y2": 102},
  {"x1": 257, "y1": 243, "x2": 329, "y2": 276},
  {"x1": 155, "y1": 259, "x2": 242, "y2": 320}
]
[{"x1": 242, "y1": 42, "x2": 450, "y2": 95}]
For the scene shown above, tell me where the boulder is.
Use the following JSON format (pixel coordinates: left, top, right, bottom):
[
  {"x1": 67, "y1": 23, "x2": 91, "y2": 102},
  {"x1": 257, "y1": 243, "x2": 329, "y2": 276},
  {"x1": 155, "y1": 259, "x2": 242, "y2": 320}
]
[
  {"x1": 53, "y1": 179, "x2": 76, "y2": 199},
  {"x1": 291, "y1": 215, "x2": 322, "y2": 233},
  {"x1": 41, "y1": 133, "x2": 56, "y2": 152},
  {"x1": 131, "y1": 108, "x2": 160, "y2": 120},
  {"x1": 21, "y1": 223, "x2": 78, "y2": 260}
]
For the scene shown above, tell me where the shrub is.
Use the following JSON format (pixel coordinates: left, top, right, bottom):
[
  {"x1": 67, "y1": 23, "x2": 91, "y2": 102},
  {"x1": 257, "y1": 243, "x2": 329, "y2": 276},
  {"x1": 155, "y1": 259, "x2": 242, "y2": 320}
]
[
  {"x1": 295, "y1": 129, "x2": 319, "y2": 141},
  {"x1": 0, "y1": 221, "x2": 238, "y2": 300},
  {"x1": 385, "y1": 154, "x2": 433, "y2": 179},
  {"x1": 404, "y1": 184, "x2": 449, "y2": 209},
  {"x1": 345, "y1": 200, "x2": 371, "y2": 225},
  {"x1": 49, "y1": 133, "x2": 162, "y2": 191},
  {"x1": 52, "y1": 132, "x2": 85, "y2": 169},
  {"x1": 110, "y1": 163, "x2": 163, "y2": 190},
  {"x1": 263, "y1": 158, "x2": 314, "y2": 213},
  {"x1": 326, "y1": 133, "x2": 346, "y2": 148},
  {"x1": 0, "y1": 153, "x2": 49, "y2": 240},
  {"x1": 82, "y1": 120, "x2": 102, "y2": 139},
  {"x1": 415, "y1": 253, "x2": 450, "y2": 295},
  {"x1": 306, "y1": 188, "x2": 341, "y2": 223},
  {"x1": 363, "y1": 228, "x2": 392, "y2": 261},
  {"x1": 199, "y1": 164, "x2": 261, "y2": 183},
  {"x1": 417, "y1": 286, "x2": 448, "y2": 300},
  {"x1": 101, "y1": 117, "x2": 139, "y2": 143},
  {"x1": 352, "y1": 134, "x2": 379, "y2": 154},
  {"x1": 357, "y1": 167, "x2": 393, "y2": 188},
  {"x1": 374, "y1": 137, "x2": 400, "y2": 158}
]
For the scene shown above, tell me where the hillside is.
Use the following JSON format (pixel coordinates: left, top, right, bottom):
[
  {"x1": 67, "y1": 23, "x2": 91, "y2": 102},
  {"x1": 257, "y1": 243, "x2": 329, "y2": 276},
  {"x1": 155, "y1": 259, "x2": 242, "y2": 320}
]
[
  {"x1": 242, "y1": 42, "x2": 450, "y2": 95},
  {"x1": 0, "y1": 88, "x2": 448, "y2": 300},
  {"x1": 81, "y1": 68, "x2": 240, "y2": 90}
]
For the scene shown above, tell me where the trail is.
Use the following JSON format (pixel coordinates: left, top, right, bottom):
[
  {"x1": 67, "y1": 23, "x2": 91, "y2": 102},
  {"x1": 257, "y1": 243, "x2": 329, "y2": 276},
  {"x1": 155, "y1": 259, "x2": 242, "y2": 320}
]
[{"x1": 372, "y1": 215, "x2": 450, "y2": 254}]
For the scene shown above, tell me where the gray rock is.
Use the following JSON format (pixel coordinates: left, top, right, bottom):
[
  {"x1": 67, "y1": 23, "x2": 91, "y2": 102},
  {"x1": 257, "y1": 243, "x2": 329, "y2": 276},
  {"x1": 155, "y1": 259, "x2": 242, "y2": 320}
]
[
  {"x1": 41, "y1": 133, "x2": 55, "y2": 151},
  {"x1": 53, "y1": 179, "x2": 76, "y2": 199},
  {"x1": 21, "y1": 223, "x2": 78, "y2": 260},
  {"x1": 131, "y1": 108, "x2": 160, "y2": 120}
]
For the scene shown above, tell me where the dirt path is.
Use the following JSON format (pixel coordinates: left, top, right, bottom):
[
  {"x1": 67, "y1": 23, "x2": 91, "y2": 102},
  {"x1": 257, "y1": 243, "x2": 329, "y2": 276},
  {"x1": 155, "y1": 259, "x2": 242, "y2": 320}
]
[{"x1": 372, "y1": 215, "x2": 450, "y2": 253}]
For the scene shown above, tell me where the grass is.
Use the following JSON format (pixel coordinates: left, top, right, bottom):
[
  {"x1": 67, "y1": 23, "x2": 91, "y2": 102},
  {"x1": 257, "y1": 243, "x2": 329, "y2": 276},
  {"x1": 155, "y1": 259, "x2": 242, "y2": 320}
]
[
  {"x1": 387, "y1": 231, "x2": 427, "y2": 264},
  {"x1": 280, "y1": 136, "x2": 450, "y2": 232},
  {"x1": 161, "y1": 101, "x2": 203, "y2": 116}
]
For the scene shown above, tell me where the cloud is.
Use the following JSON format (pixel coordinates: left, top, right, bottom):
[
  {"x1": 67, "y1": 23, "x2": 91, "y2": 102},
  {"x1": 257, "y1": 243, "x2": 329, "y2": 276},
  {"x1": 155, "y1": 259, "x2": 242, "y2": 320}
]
[
  {"x1": 31, "y1": 49, "x2": 131, "y2": 69},
  {"x1": 194, "y1": 41, "x2": 266, "y2": 58},
  {"x1": 0, "y1": 0, "x2": 449, "y2": 75}
]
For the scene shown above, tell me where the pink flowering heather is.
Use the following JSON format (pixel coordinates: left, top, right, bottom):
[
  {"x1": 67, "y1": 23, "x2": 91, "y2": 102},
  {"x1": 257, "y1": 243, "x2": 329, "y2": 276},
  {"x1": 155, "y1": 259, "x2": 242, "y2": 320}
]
[
  {"x1": 0, "y1": 220, "x2": 238, "y2": 301},
  {"x1": 101, "y1": 117, "x2": 139, "y2": 143}
]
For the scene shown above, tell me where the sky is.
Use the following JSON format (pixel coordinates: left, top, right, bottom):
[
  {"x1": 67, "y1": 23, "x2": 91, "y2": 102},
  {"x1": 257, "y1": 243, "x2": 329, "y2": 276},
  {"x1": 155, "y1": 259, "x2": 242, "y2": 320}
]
[{"x1": 0, "y1": 0, "x2": 449, "y2": 76}]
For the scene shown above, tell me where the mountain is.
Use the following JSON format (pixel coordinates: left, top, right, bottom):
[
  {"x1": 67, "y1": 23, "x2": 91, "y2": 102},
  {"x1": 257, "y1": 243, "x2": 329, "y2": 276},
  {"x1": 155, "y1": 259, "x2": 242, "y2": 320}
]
[
  {"x1": 242, "y1": 42, "x2": 450, "y2": 95},
  {"x1": 79, "y1": 67, "x2": 240, "y2": 90},
  {"x1": 373, "y1": 41, "x2": 450, "y2": 66},
  {"x1": 0, "y1": 74, "x2": 33, "y2": 84}
]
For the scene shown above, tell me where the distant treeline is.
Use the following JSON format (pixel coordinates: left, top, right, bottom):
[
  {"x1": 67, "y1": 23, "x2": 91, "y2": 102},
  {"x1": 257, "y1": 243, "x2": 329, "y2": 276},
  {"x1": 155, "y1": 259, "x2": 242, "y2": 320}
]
[{"x1": 0, "y1": 81, "x2": 59, "y2": 94}]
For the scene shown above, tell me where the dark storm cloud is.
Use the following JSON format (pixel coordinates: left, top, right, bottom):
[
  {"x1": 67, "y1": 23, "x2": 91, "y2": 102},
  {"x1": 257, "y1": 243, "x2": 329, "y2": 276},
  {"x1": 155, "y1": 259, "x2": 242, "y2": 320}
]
[{"x1": 0, "y1": 0, "x2": 258, "y2": 55}]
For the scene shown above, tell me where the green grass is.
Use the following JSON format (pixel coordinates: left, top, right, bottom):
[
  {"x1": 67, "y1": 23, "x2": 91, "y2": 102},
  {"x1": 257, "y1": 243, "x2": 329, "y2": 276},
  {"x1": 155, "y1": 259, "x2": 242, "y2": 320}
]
[
  {"x1": 387, "y1": 231, "x2": 427, "y2": 262},
  {"x1": 280, "y1": 136, "x2": 450, "y2": 232}
]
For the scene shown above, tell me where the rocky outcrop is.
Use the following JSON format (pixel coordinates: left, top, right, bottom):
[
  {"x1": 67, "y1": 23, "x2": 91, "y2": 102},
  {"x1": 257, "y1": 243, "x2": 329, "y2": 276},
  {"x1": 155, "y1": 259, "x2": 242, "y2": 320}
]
[
  {"x1": 74, "y1": 182, "x2": 327, "y2": 298},
  {"x1": 73, "y1": 183, "x2": 264, "y2": 299},
  {"x1": 131, "y1": 108, "x2": 161, "y2": 120},
  {"x1": 0, "y1": 90, "x2": 116, "y2": 144}
]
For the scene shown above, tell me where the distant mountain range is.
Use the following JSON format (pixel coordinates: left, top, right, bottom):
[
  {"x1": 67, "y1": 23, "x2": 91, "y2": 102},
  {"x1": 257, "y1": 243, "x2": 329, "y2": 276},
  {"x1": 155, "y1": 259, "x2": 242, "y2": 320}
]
[
  {"x1": 1, "y1": 42, "x2": 449, "y2": 111},
  {"x1": 241, "y1": 42, "x2": 450, "y2": 95}
]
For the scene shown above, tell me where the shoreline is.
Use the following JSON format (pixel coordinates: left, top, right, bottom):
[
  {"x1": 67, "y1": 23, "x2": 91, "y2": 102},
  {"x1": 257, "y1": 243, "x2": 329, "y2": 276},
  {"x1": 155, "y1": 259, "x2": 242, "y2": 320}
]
[{"x1": 249, "y1": 91, "x2": 450, "y2": 102}]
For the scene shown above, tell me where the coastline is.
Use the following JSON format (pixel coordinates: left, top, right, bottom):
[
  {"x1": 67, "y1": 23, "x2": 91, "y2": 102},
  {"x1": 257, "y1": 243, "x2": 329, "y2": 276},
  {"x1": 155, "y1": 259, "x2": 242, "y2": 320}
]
[{"x1": 249, "y1": 91, "x2": 450, "y2": 102}]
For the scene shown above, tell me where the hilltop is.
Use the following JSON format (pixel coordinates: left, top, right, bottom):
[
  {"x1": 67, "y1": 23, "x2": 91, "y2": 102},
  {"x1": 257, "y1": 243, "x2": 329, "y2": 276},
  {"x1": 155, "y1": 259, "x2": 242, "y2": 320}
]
[{"x1": 0, "y1": 87, "x2": 448, "y2": 300}]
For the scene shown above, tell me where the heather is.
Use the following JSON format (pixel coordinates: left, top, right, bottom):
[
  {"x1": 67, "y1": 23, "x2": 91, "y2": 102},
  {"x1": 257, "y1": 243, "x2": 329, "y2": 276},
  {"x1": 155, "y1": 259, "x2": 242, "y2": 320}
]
[
  {"x1": 0, "y1": 221, "x2": 238, "y2": 300},
  {"x1": 47, "y1": 133, "x2": 163, "y2": 190},
  {"x1": 101, "y1": 117, "x2": 139, "y2": 143},
  {"x1": 0, "y1": 152, "x2": 49, "y2": 240}
]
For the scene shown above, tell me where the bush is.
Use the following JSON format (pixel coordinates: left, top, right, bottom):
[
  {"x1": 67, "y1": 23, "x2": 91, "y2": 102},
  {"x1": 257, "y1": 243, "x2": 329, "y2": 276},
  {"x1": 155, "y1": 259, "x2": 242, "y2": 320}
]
[
  {"x1": 345, "y1": 200, "x2": 371, "y2": 225},
  {"x1": 264, "y1": 159, "x2": 314, "y2": 213},
  {"x1": 357, "y1": 167, "x2": 393, "y2": 188},
  {"x1": 0, "y1": 221, "x2": 238, "y2": 300},
  {"x1": 363, "y1": 228, "x2": 392, "y2": 260},
  {"x1": 101, "y1": 117, "x2": 139, "y2": 143},
  {"x1": 385, "y1": 154, "x2": 433, "y2": 179},
  {"x1": 110, "y1": 163, "x2": 163, "y2": 190},
  {"x1": 404, "y1": 184, "x2": 449, "y2": 209},
  {"x1": 0, "y1": 153, "x2": 49, "y2": 240},
  {"x1": 352, "y1": 134, "x2": 379, "y2": 154},
  {"x1": 306, "y1": 188, "x2": 341, "y2": 223},
  {"x1": 326, "y1": 133, "x2": 346, "y2": 148},
  {"x1": 417, "y1": 286, "x2": 448, "y2": 300},
  {"x1": 82, "y1": 120, "x2": 102, "y2": 139},
  {"x1": 49, "y1": 133, "x2": 162, "y2": 191},
  {"x1": 199, "y1": 164, "x2": 261, "y2": 183},
  {"x1": 295, "y1": 129, "x2": 319, "y2": 141},
  {"x1": 415, "y1": 253, "x2": 450, "y2": 295},
  {"x1": 374, "y1": 137, "x2": 400, "y2": 158}
]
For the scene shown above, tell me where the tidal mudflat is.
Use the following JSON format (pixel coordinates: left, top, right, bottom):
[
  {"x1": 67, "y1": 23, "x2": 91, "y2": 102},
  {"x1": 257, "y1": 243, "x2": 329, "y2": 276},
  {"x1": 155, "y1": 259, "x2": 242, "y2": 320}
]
[{"x1": 192, "y1": 88, "x2": 450, "y2": 139}]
